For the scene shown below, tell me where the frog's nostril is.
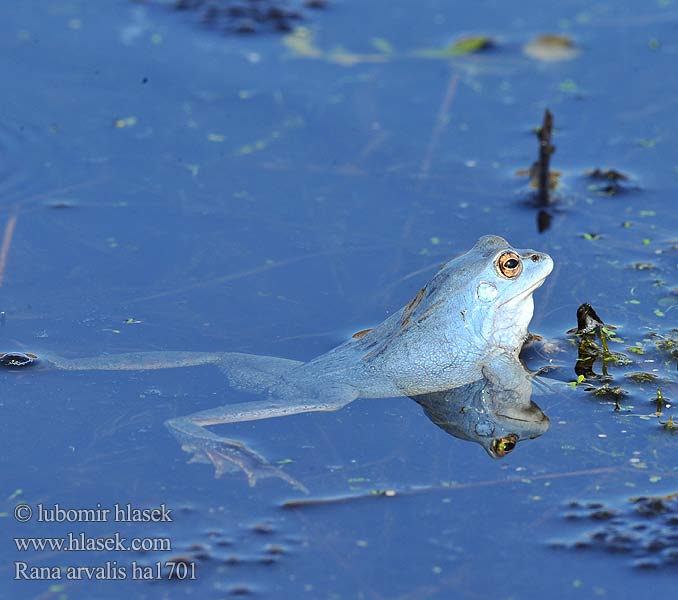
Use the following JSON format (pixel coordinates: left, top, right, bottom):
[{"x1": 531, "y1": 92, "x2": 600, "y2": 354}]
[{"x1": 530, "y1": 254, "x2": 541, "y2": 262}]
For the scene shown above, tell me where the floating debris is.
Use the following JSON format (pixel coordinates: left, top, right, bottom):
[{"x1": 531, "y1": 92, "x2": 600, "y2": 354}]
[
  {"x1": 47, "y1": 199, "x2": 78, "y2": 209},
  {"x1": 113, "y1": 116, "x2": 137, "y2": 128},
  {"x1": 566, "y1": 303, "x2": 610, "y2": 336},
  {"x1": 524, "y1": 34, "x2": 579, "y2": 62},
  {"x1": 449, "y1": 35, "x2": 494, "y2": 55},
  {"x1": 585, "y1": 168, "x2": 632, "y2": 196},
  {"x1": 144, "y1": 0, "x2": 326, "y2": 35},
  {"x1": 535, "y1": 109, "x2": 555, "y2": 205},
  {"x1": 624, "y1": 372, "x2": 658, "y2": 384},
  {"x1": 587, "y1": 169, "x2": 629, "y2": 182},
  {"x1": 566, "y1": 304, "x2": 635, "y2": 395},
  {"x1": 417, "y1": 35, "x2": 495, "y2": 58},
  {"x1": 584, "y1": 383, "x2": 627, "y2": 402},
  {"x1": 552, "y1": 493, "x2": 678, "y2": 568},
  {"x1": 652, "y1": 329, "x2": 678, "y2": 365},
  {"x1": 659, "y1": 415, "x2": 678, "y2": 433},
  {"x1": 653, "y1": 389, "x2": 670, "y2": 415},
  {"x1": 517, "y1": 110, "x2": 558, "y2": 218}
]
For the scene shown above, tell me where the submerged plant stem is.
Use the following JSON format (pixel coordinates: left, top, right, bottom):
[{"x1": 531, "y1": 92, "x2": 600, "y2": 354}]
[{"x1": 537, "y1": 109, "x2": 554, "y2": 205}]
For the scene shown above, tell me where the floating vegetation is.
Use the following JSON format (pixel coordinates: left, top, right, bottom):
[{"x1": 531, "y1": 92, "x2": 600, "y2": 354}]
[
  {"x1": 284, "y1": 29, "x2": 497, "y2": 65},
  {"x1": 568, "y1": 303, "x2": 609, "y2": 336},
  {"x1": 653, "y1": 389, "x2": 669, "y2": 415},
  {"x1": 624, "y1": 372, "x2": 658, "y2": 384},
  {"x1": 659, "y1": 415, "x2": 678, "y2": 433},
  {"x1": 283, "y1": 27, "x2": 388, "y2": 65},
  {"x1": 144, "y1": 0, "x2": 327, "y2": 34},
  {"x1": 567, "y1": 304, "x2": 632, "y2": 401},
  {"x1": 587, "y1": 168, "x2": 629, "y2": 181},
  {"x1": 566, "y1": 305, "x2": 677, "y2": 424},
  {"x1": 449, "y1": 35, "x2": 494, "y2": 55},
  {"x1": 584, "y1": 383, "x2": 627, "y2": 401},
  {"x1": 416, "y1": 35, "x2": 495, "y2": 58},
  {"x1": 585, "y1": 168, "x2": 631, "y2": 196},
  {"x1": 567, "y1": 304, "x2": 625, "y2": 379},
  {"x1": 552, "y1": 494, "x2": 678, "y2": 568},
  {"x1": 580, "y1": 232, "x2": 602, "y2": 241},
  {"x1": 113, "y1": 116, "x2": 137, "y2": 129},
  {"x1": 524, "y1": 34, "x2": 579, "y2": 62},
  {"x1": 652, "y1": 329, "x2": 678, "y2": 365},
  {"x1": 135, "y1": 514, "x2": 303, "y2": 584}
]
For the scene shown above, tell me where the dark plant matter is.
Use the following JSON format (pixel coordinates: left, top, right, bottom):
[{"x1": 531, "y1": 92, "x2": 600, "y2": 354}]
[
  {"x1": 553, "y1": 493, "x2": 678, "y2": 569},
  {"x1": 141, "y1": 0, "x2": 327, "y2": 33}
]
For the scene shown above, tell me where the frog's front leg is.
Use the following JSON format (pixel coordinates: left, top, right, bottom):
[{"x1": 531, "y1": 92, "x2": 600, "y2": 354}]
[{"x1": 165, "y1": 385, "x2": 358, "y2": 492}]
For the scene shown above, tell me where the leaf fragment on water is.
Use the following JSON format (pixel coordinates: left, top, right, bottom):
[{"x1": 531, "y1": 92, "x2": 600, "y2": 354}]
[
  {"x1": 370, "y1": 37, "x2": 394, "y2": 54},
  {"x1": 114, "y1": 116, "x2": 137, "y2": 128},
  {"x1": 417, "y1": 35, "x2": 494, "y2": 58},
  {"x1": 524, "y1": 34, "x2": 579, "y2": 61}
]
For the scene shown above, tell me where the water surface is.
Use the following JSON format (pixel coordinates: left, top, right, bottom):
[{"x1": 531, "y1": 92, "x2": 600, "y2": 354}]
[{"x1": 1, "y1": 1, "x2": 677, "y2": 598}]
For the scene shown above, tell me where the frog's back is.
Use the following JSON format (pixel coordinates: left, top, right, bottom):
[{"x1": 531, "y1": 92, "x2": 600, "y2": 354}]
[{"x1": 289, "y1": 269, "x2": 480, "y2": 396}]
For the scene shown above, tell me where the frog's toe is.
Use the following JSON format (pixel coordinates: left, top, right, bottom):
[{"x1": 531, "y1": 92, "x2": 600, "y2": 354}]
[
  {"x1": 187, "y1": 447, "x2": 236, "y2": 471},
  {"x1": 202, "y1": 447, "x2": 242, "y2": 479},
  {"x1": 256, "y1": 464, "x2": 309, "y2": 494},
  {"x1": 202, "y1": 445, "x2": 308, "y2": 493}
]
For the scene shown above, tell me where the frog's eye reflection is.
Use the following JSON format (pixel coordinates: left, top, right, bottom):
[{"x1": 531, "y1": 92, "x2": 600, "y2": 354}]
[
  {"x1": 497, "y1": 252, "x2": 523, "y2": 279},
  {"x1": 491, "y1": 435, "x2": 518, "y2": 457}
]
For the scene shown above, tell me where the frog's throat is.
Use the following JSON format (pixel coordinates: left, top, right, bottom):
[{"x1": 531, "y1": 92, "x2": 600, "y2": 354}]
[{"x1": 498, "y1": 276, "x2": 547, "y2": 308}]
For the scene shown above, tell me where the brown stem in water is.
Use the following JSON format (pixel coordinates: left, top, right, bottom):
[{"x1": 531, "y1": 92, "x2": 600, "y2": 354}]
[{"x1": 537, "y1": 109, "x2": 555, "y2": 205}]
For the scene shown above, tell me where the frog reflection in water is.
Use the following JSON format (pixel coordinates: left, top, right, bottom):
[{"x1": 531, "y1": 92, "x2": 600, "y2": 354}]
[
  {"x1": 414, "y1": 352, "x2": 549, "y2": 459},
  {"x1": 4, "y1": 235, "x2": 553, "y2": 489}
]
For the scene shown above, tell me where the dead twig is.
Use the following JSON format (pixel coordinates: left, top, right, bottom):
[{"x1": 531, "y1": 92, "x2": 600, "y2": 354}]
[
  {"x1": 537, "y1": 109, "x2": 555, "y2": 205},
  {"x1": 0, "y1": 208, "x2": 19, "y2": 287}
]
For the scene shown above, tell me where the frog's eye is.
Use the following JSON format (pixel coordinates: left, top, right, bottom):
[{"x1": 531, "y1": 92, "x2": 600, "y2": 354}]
[
  {"x1": 497, "y1": 252, "x2": 522, "y2": 279},
  {"x1": 491, "y1": 434, "x2": 518, "y2": 457}
]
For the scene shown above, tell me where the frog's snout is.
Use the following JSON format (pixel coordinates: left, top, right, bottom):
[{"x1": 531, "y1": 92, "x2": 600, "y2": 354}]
[
  {"x1": 527, "y1": 251, "x2": 554, "y2": 278},
  {"x1": 527, "y1": 251, "x2": 552, "y2": 267}
]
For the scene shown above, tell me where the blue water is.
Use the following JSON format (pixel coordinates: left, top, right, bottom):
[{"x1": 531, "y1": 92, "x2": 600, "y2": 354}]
[{"x1": 1, "y1": 1, "x2": 676, "y2": 598}]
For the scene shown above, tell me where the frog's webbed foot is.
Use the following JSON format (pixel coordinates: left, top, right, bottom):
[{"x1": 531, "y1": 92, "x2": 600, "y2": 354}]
[
  {"x1": 166, "y1": 386, "x2": 358, "y2": 493},
  {"x1": 167, "y1": 417, "x2": 309, "y2": 493}
]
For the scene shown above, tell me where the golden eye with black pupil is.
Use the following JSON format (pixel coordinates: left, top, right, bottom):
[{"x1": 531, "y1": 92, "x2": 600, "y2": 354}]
[
  {"x1": 497, "y1": 252, "x2": 522, "y2": 279},
  {"x1": 491, "y1": 434, "x2": 518, "y2": 457}
]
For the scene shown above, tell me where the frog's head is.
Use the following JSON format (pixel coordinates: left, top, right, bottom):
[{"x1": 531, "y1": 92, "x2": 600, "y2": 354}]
[
  {"x1": 414, "y1": 384, "x2": 550, "y2": 458},
  {"x1": 413, "y1": 353, "x2": 550, "y2": 458},
  {"x1": 433, "y1": 235, "x2": 553, "y2": 354}
]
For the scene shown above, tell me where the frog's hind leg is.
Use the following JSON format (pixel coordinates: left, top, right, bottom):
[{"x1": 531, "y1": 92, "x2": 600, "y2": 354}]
[
  {"x1": 213, "y1": 353, "x2": 304, "y2": 394},
  {"x1": 37, "y1": 350, "x2": 303, "y2": 395},
  {"x1": 165, "y1": 384, "x2": 358, "y2": 492},
  {"x1": 40, "y1": 351, "x2": 227, "y2": 371}
]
